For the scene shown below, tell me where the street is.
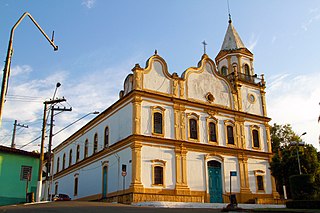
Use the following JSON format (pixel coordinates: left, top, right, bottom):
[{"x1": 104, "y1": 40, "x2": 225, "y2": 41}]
[{"x1": 0, "y1": 201, "x2": 222, "y2": 213}]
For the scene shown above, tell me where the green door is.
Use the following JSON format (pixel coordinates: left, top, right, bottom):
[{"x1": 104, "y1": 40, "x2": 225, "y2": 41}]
[{"x1": 208, "y1": 162, "x2": 223, "y2": 203}]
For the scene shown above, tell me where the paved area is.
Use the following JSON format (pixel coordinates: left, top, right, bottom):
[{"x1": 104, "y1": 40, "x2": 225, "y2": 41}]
[
  {"x1": 133, "y1": 201, "x2": 286, "y2": 209},
  {"x1": 0, "y1": 201, "x2": 222, "y2": 213}
]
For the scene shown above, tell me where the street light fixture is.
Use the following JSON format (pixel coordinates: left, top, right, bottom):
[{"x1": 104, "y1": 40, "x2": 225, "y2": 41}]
[
  {"x1": 0, "y1": 12, "x2": 58, "y2": 126},
  {"x1": 290, "y1": 132, "x2": 307, "y2": 175}
]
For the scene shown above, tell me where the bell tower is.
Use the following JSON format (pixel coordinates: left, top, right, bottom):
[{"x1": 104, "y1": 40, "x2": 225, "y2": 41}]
[{"x1": 215, "y1": 18, "x2": 254, "y2": 79}]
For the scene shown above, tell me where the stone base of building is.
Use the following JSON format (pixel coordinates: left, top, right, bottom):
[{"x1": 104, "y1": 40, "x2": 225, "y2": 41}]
[{"x1": 100, "y1": 189, "x2": 278, "y2": 204}]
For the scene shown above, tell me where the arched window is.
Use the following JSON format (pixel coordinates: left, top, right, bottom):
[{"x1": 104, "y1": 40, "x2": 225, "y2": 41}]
[
  {"x1": 76, "y1": 145, "x2": 80, "y2": 162},
  {"x1": 62, "y1": 153, "x2": 66, "y2": 170},
  {"x1": 153, "y1": 112, "x2": 163, "y2": 134},
  {"x1": 104, "y1": 127, "x2": 109, "y2": 148},
  {"x1": 221, "y1": 66, "x2": 228, "y2": 76},
  {"x1": 227, "y1": 125, "x2": 234, "y2": 145},
  {"x1": 209, "y1": 122, "x2": 217, "y2": 142},
  {"x1": 252, "y1": 129, "x2": 260, "y2": 148},
  {"x1": 56, "y1": 157, "x2": 60, "y2": 173},
  {"x1": 154, "y1": 166, "x2": 164, "y2": 185},
  {"x1": 244, "y1": 64, "x2": 250, "y2": 76},
  {"x1": 69, "y1": 149, "x2": 73, "y2": 167},
  {"x1": 84, "y1": 139, "x2": 88, "y2": 158},
  {"x1": 189, "y1": 119, "x2": 198, "y2": 140},
  {"x1": 93, "y1": 133, "x2": 98, "y2": 153}
]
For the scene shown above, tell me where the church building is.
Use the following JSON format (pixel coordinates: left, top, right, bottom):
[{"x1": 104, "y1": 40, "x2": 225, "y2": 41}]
[{"x1": 49, "y1": 19, "x2": 279, "y2": 204}]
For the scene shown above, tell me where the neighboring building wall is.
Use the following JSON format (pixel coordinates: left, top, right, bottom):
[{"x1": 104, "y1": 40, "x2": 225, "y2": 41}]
[{"x1": 0, "y1": 150, "x2": 39, "y2": 206}]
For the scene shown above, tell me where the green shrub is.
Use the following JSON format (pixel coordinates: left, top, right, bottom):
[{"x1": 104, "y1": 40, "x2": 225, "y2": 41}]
[
  {"x1": 286, "y1": 200, "x2": 320, "y2": 209},
  {"x1": 289, "y1": 174, "x2": 316, "y2": 200}
]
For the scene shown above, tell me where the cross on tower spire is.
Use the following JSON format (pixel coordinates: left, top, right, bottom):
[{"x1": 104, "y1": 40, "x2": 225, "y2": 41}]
[{"x1": 202, "y1": 40, "x2": 207, "y2": 54}]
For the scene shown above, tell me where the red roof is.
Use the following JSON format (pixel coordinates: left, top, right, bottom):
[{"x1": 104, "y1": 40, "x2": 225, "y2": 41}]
[{"x1": 0, "y1": 145, "x2": 40, "y2": 158}]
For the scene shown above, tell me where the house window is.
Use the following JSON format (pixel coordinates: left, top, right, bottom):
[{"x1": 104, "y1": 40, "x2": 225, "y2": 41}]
[
  {"x1": 227, "y1": 125, "x2": 234, "y2": 145},
  {"x1": 74, "y1": 177, "x2": 78, "y2": 196},
  {"x1": 151, "y1": 159, "x2": 166, "y2": 187},
  {"x1": 252, "y1": 129, "x2": 260, "y2": 148},
  {"x1": 56, "y1": 157, "x2": 60, "y2": 173},
  {"x1": 94, "y1": 133, "x2": 98, "y2": 153},
  {"x1": 76, "y1": 145, "x2": 80, "y2": 162},
  {"x1": 104, "y1": 127, "x2": 109, "y2": 148},
  {"x1": 189, "y1": 118, "x2": 198, "y2": 140},
  {"x1": 62, "y1": 153, "x2": 66, "y2": 170},
  {"x1": 55, "y1": 183, "x2": 58, "y2": 195},
  {"x1": 209, "y1": 122, "x2": 217, "y2": 142},
  {"x1": 84, "y1": 139, "x2": 88, "y2": 158},
  {"x1": 154, "y1": 166, "x2": 164, "y2": 185},
  {"x1": 69, "y1": 149, "x2": 73, "y2": 167},
  {"x1": 153, "y1": 112, "x2": 163, "y2": 134},
  {"x1": 257, "y1": 175, "x2": 264, "y2": 191},
  {"x1": 151, "y1": 106, "x2": 165, "y2": 136},
  {"x1": 221, "y1": 66, "x2": 228, "y2": 76},
  {"x1": 20, "y1": 166, "x2": 32, "y2": 181}
]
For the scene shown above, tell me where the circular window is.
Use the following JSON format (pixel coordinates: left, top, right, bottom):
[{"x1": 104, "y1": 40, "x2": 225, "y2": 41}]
[
  {"x1": 206, "y1": 92, "x2": 215, "y2": 103},
  {"x1": 248, "y1": 94, "x2": 255, "y2": 103}
]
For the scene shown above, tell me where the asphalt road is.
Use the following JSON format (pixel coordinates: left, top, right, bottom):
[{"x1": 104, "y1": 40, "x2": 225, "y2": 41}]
[{"x1": 0, "y1": 201, "x2": 223, "y2": 213}]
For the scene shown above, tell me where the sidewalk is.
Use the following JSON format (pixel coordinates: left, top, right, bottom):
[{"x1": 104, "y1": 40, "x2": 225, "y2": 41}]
[{"x1": 132, "y1": 201, "x2": 286, "y2": 209}]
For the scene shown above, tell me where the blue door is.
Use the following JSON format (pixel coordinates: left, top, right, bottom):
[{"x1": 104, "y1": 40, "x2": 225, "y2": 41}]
[
  {"x1": 208, "y1": 162, "x2": 223, "y2": 203},
  {"x1": 102, "y1": 166, "x2": 108, "y2": 198}
]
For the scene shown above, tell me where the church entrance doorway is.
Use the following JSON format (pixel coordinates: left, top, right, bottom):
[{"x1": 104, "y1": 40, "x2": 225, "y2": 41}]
[
  {"x1": 102, "y1": 166, "x2": 108, "y2": 199},
  {"x1": 208, "y1": 160, "x2": 223, "y2": 203}
]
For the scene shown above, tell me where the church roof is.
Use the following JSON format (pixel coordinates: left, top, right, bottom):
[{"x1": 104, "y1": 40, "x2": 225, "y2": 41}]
[{"x1": 221, "y1": 20, "x2": 246, "y2": 51}]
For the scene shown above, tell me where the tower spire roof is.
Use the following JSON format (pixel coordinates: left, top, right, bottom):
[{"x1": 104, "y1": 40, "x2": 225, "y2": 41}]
[{"x1": 221, "y1": 21, "x2": 245, "y2": 51}]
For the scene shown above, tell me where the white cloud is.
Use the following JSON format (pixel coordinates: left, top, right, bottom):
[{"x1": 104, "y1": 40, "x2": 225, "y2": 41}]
[
  {"x1": 301, "y1": 10, "x2": 320, "y2": 31},
  {"x1": 0, "y1": 55, "x2": 138, "y2": 150},
  {"x1": 81, "y1": 0, "x2": 96, "y2": 9},
  {"x1": 10, "y1": 65, "x2": 32, "y2": 77},
  {"x1": 247, "y1": 33, "x2": 259, "y2": 52},
  {"x1": 266, "y1": 72, "x2": 320, "y2": 150}
]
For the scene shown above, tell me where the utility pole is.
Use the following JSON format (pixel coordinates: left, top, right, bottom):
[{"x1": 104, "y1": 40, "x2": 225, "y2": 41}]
[
  {"x1": 11, "y1": 119, "x2": 28, "y2": 148},
  {"x1": 36, "y1": 97, "x2": 67, "y2": 202},
  {"x1": 47, "y1": 105, "x2": 72, "y2": 201}
]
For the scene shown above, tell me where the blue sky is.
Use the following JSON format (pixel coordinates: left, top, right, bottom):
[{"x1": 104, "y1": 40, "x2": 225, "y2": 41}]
[{"x1": 0, "y1": 0, "x2": 319, "y2": 150}]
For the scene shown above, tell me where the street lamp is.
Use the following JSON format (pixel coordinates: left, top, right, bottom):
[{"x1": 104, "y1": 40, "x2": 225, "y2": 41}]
[
  {"x1": 36, "y1": 83, "x2": 62, "y2": 202},
  {"x1": 0, "y1": 12, "x2": 58, "y2": 126},
  {"x1": 290, "y1": 132, "x2": 307, "y2": 175}
]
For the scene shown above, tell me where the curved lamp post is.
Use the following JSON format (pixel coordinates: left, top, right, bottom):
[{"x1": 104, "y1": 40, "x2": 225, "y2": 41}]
[{"x1": 0, "y1": 12, "x2": 58, "y2": 126}]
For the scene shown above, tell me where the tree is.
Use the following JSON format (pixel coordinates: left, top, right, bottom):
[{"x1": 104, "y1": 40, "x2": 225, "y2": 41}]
[
  {"x1": 270, "y1": 123, "x2": 301, "y2": 153},
  {"x1": 269, "y1": 123, "x2": 320, "y2": 198}
]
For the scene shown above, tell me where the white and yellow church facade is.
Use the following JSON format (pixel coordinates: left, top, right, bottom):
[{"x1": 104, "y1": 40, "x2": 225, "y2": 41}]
[{"x1": 50, "y1": 20, "x2": 279, "y2": 204}]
